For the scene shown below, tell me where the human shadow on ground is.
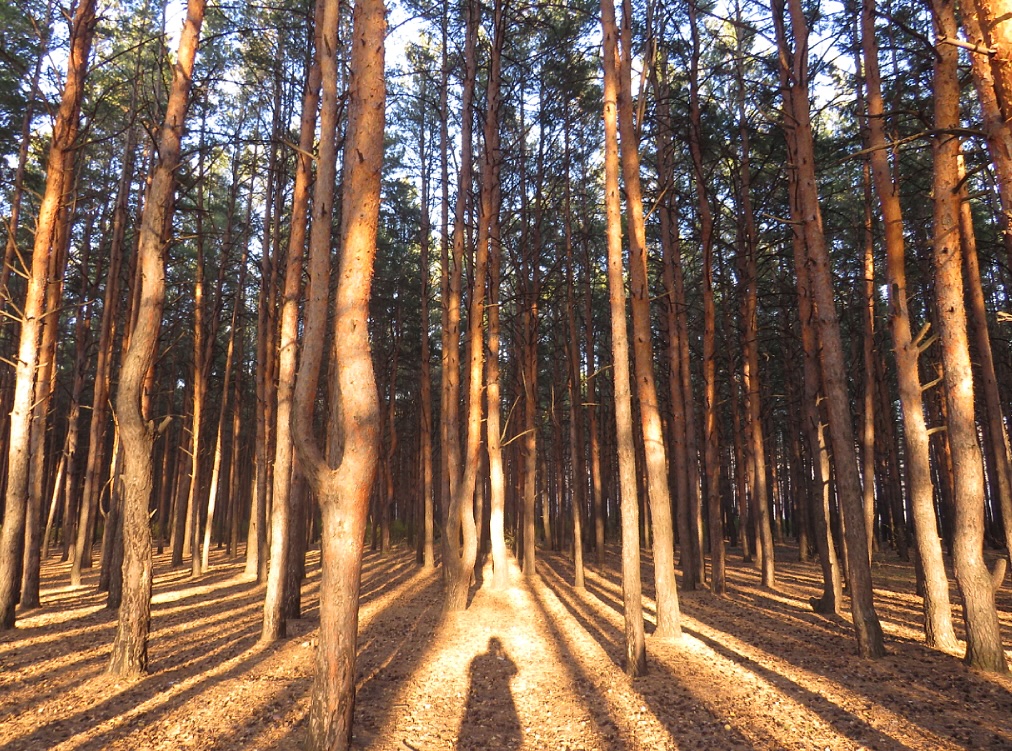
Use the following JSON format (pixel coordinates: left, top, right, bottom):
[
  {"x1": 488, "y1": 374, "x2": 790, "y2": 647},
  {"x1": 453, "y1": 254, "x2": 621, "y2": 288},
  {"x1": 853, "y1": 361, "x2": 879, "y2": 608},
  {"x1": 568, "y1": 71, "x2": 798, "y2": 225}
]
[{"x1": 456, "y1": 637, "x2": 521, "y2": 751}]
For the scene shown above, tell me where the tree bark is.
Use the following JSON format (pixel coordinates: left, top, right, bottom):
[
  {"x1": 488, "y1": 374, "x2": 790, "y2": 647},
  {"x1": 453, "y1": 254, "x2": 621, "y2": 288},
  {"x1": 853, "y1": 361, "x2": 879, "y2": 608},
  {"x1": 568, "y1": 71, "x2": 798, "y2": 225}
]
[
  {"x1": 602, "y1": 0, "x2": 646, "y2": 674},
  {"x1": 441, "y1": 0, "x2": 479, "y2": 610},
  {"x1": 616, "y1": 0, "x2": 681, "y2": 635},
  {"x1": 262, "y1": 0, "x2": 322, "y2": 642},
  {"x1": 861, "y1": 0, "x2": 958, "y2": 650},
  {"x1": 775, "y1": 0, "x2": 884, "y2": 657},
  {"x1": 0, "y1": 0, "x2": 96, "y2": 628},
  {"x1": 732, "y1": 0, "x2": 774, "y2": 588},
  {"x1": 930, "y1": 0, "x2": 1009, "y2": 673},
  {"x1": 484, "y1": 0, "x2": 508, "y2": 592},
  {"x1": 296, "y1": 0, "x2": 385, "y2": 743},
  {"x1": 109, "y1": 0, "x2": 205, "y2": 675}
]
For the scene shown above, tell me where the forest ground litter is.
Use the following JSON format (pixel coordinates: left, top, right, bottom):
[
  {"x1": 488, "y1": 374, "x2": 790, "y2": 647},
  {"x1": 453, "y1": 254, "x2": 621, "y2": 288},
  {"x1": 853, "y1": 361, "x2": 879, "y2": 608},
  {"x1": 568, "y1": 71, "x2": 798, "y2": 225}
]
[{"x1": 0, "y1": 541, "x2": 1010, "y2": 750}]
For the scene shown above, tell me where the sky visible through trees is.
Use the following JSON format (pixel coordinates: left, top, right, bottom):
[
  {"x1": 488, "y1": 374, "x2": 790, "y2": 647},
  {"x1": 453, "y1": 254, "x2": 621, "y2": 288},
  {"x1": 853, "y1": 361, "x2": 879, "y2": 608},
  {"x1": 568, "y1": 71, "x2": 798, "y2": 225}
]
[{"x1": 1, "y1": 0, "x2": 1012, "y2": 748}]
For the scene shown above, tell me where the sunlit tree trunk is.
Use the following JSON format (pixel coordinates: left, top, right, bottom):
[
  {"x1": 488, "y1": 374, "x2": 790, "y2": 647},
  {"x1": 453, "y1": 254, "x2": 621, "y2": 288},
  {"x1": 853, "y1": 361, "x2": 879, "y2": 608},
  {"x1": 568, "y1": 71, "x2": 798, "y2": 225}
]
[
  {"x1": 202, "y1": 155, "x2": 254, "y2": 572},
  {"x1": 441, "y1": 0, "x2": 479, "y2": 610},
  {"x1": 930, "y1": 0, "x2": 1008, "y2": 673},
  {"x1": 602, "y1": 0, "x2": 646, "y2": 675},
  {"x1": 962, "y1": 1, "x2": 1012, "y2": 262},
  {"x1": 855, "y1": 65, "x2": 878, "y2": 562},
  {"x1": 0, "y1": 0, "x2": 96, "y2": 628},
  {"x1": 615, "y1": 0, "x2": 681, "y2": 634},
  {"x1": 957, "y1": 155, "x2": 1012, "y2": 564},
  {"x1": 775, "y1": 0, "x2": 883, "y2": 656},
  {"x1": 861, "y1": 0, "x2": 957, "y2": 650},
  {"x1": 108, "y1": 0, "x2": 205, "y2": 674},
  {"x1": 21, "y1": 198, "x2": 78, "y2": 608},
  {"x1": 484, "y1": 0, "x2": 508, "y2": 591},
  {"x1": 295, "y1": 0, "x2": 385, "y2": 744}
]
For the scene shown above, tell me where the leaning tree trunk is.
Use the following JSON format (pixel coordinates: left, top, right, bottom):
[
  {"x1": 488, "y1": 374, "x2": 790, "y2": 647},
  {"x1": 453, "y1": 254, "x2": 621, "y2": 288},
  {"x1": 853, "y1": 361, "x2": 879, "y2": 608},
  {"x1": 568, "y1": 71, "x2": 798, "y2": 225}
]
[
  {"x1": 295, "y1": 0, "x2": 386, "y2": 745},
  {"x1": 108, "y1": 0, "x2": 205, "y2": 675},
  {"x1": 930, "y1": 0, "x2": 1009, "y2": 674},
  {"x1": 775, "y1": 0, "x2": 884, "y2": 658},
  {"x1": 962, "y1": 0, "x2": 1012, "y2": 264},
  {"x1": 0, "y1": 0, "x2": 96, "y2": 629},
  {"x1": 860, "y1": 0, "x2": 958, "y2": 651},
  {"x1": 602, "y1": 0, "x2": 646, "y2": 675}
]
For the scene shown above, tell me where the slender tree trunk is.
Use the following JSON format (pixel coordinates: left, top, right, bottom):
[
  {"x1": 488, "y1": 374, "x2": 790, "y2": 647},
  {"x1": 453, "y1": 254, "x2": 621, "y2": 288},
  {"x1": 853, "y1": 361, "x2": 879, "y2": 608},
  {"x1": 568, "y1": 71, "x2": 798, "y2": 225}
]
[
  {"x1": 957, "y1": 155, "x2": 1012, "y2": 565},
  {"x1": 685, "y1": 0, "x2": 725, "y2": 596},
  {"x1": 262, "y1": 1, "x2": 322, "y2": 641},
  {"x1": 484, "y1": 0, "x2": 508, "y2": 591},
  {"x1": 21, "y1": 195, "x2": 79, "y2": 608},
  {"x1": 930, "y1": 0, "x2": 1008, "y2": 673},
  {"x1": 443, "y1": 0, "x2": 482, "y2": 612},
  {"x1": 774, "y1": 0, "x2": 884, "y2": 657},
  {"x1": 962, "y1": 0, "x2": 1012, "y2": 263},
  {"x1": 0, "y1": 0, "x2": 52, "y2": 303},
  {"x1": 0, "y1": 0, "x2": 97, "y2": 628},
  {"x1": 732, "y1": 0, "x2": 774, "y2": 588},
  {"x1": 585, "y1": 251, "x2": 605, "y2": 567},
  {"x1": 602, "y1": 0, "x2": 646, "y2": 674},
  {"x1": 416, "y1": 55, "x2": 436, "y2": 572},
  {"x1": 562, "y1": 120, "x2": 586, "y2": 591},
  {"x1": 861, "y1": 0, "x2": 957, "y2": 650},
  {"x1": 615, "y1": 0, "x2": 681, "y2": 634},
  {"x1": 109, "y1": 0, "x2": 205, "y2": 675},
  {"x1": 855, "y1": 42, "x2": 878, "y2": 562}
]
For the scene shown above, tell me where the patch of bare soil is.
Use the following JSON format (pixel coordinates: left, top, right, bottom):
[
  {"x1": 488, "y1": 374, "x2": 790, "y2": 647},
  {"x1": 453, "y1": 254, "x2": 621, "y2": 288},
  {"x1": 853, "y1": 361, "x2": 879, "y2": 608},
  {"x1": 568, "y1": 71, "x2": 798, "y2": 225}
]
[{"x1": 1, "y1": 543, "x2": 1010, "y2": 750}]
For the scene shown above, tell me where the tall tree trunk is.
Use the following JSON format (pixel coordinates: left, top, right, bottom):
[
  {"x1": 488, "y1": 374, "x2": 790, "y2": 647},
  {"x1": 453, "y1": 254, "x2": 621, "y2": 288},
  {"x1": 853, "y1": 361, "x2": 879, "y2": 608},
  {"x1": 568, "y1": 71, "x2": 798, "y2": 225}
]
[
  {"x1": 562, "y1": 119, "x2": 586, "y2": 591},
  {"x1": 416, "y1": 53, "x2": 436, "y2": 572},
  {"x1": 615, "y1": 0, "x2": 681, "y2": 634},
  {"x1": 263, "y1": 1, "x2": 323, "y2": 641},
  {"x1": 21, "y1": 198, "x2": 80, "y2": 608},
  {"x1": 484, "y1": 0, "x2": 508, "y2": 591},
  {"x1": 732, "y1": 0, "x2": 774, "y2": 588},
  {"x1": 962, "y1": 1, "x2": 1012, "y2": 263},
  {"x1": 0, "y1": 0, "x2": 52, "y2": 303},
  {"x1": 686, "y1": 0, "x2": 726, "y2": 596},
  {"x1": 245, "y1": 108, "x2": 281, "y2": 582},
  {"x1": 957, "y1": 154, "x2": 1012, "y2": 566},
  {"x1": 855, "y1": 42, "x2": 878, "y2": 563},
  {"x1": 602, "y1": 0, "x2": 646, "y2": 675},
  {"x1": 861, "y1": 0, "x2": 958, "y2": 650},
  {"x1": 108, "y1": 0, "x2": 205, "y2": 674},
  {"x1": 442, "y1": 0, "x2": 481, "y2": 612},
  {"x1": 295, "y1": 0, "x2": 385, "y2": 744},
  {"x1": 0, "y1": 0, "x2": 96, "y2": 628},
  {"x1": 930, "y1": 0, "x2": 1009, "y2": 673},
  {"x1": 774, "y1": 0, "x2": 884, "y2": 658}
]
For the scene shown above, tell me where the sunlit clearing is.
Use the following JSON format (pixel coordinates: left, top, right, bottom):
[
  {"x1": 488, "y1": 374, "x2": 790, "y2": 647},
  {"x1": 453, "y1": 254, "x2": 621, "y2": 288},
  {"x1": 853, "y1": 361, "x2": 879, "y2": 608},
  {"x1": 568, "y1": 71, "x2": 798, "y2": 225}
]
[
  {"x1": 530, "y1": 577, "x2": 680, "y2": 749},
  {"x1": 371, "y1": 569, "x2": 625, "y2": 751}
]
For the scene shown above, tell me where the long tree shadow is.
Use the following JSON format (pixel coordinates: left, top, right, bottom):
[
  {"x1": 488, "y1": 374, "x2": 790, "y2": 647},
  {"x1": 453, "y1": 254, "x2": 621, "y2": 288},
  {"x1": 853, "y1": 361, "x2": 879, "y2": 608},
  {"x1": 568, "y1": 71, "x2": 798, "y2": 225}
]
[
  {"x1": 584, "y1": 549, "x2": 1012, "y2": 750},
  {"x1": 0, "y1": 617, "x2": 272, "y2": 751},
  {"x1": 456, "y1": 637, "x2": 521, "y2": 750},
  {"x1": 1, "y1": 546, "x2": 444, "y2": 751}
]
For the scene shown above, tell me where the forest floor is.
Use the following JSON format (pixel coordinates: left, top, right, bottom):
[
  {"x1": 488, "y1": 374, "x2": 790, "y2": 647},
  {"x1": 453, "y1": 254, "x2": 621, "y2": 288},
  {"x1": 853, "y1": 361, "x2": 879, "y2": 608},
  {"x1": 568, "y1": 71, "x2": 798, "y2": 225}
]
[{"x1": 1, "y1": 542, "x2": 1011, "y2": 751}]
